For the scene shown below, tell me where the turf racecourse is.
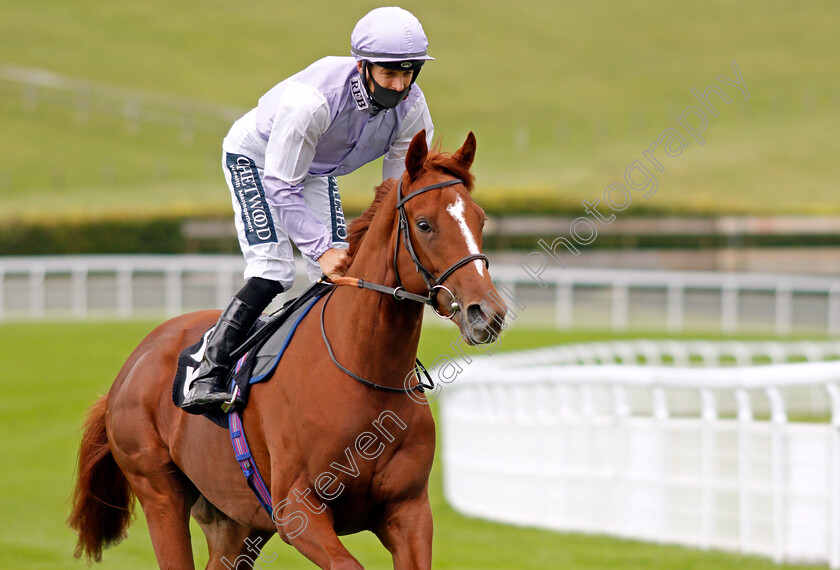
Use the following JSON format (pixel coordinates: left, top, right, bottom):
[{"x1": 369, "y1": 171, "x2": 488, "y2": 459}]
[
  {"x1": 0, "y1": 320, "x2": 827, "y2": 569},
  {"x1": 2, "y1": 1, "x2": 839, "y2": 221}
]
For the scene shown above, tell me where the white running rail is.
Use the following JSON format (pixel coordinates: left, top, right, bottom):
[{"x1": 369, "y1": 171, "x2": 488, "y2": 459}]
[
  {"x1": 440, "y1": 344, "x2": 840, "y2": 567},
  {"x1": 2, "y1": 256, "x2": 840, "y2": 336}
]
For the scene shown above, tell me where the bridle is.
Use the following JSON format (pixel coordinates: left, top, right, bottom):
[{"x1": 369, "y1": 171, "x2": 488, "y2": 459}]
[
  {"x1": 321, "y1": 174, "x2": 489, "y2": 393},
  {"x1": 393, "y1": 177, "x2": 490, "y2": 317},
  {"x1": 329, "y1": 176, "x2": 489, "y2": 318}
]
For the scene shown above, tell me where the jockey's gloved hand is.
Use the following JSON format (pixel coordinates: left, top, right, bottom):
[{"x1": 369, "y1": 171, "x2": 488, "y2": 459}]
[{"x1": 317, "y1": 248, "x2": 350, "y2": 280}]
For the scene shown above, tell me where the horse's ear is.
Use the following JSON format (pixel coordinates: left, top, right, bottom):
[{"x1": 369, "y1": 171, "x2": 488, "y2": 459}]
[
  {"x1": 452, "y1": 131, "x2": 476, "y2": 170},
  {"x1": 405, "y1": 129, "x2": 428, "y2": 181}
]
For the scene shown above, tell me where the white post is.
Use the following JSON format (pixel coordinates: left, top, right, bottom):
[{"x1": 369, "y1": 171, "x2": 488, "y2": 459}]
[
  {"x1": 579, "y1": 383, "x2": 595, "y2": 532},
  {"x1": 825, "y1": 383, "x2": 840, "y2": 570},
  {"x1": 498, "y1": 281, "x2": 522, "y2": 328},
  {"x1": 216, "y1": 266, "x2": 234, "y2": 309},
  {"x1": 612, "y1": 385, "x2": 631, "y2": 538},
  {"x1": 722, "y1": 282, "x2": 739, "y2": 334},
  {"x1": 611, "y1": 282, "x2": 629, "y2": 332},
  {"x1": 71, "y1": 265, "x2": 88, "y2": 320},
  {"x1": 829, "y1": 283, "x2": 840, "y2": 337},
  {"x1": 735, "y1": 388, "x2": 753, "y2": 554},
  {"x1": 665, "y1": 339, "x2": 690, "y2": 367},
  {"x1": 774, "y1": 283, "x2": 793, "y2": 336},
  {"x1": 165, "y1": 266, "x2": 183, "y2": 317},
  {"x1": 116, "y1": 265, "x2": 133, "y2": 320},
  {"x1": 652, "y1": 386, "x2": 669, "y2": 543},
  {"x1": 29, "y1": 266, "x2": 46, "y2": 320},
  {"x1": 765, "y1": 386, "x2": 787, "y2": 564},
  {"x1": 556, "y1": 282, "x2": 573, "y2": 330},
  {"x1": 700, "y1": 388, "x2": 718, "y2": 551},
  {"x1": 666, "y1": 283, "x2": 685, "y2": 333}
]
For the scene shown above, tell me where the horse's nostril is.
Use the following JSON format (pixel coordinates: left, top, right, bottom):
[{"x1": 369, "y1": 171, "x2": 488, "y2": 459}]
[{"x1": 465, "y1": 303, "x2": 488, "y2": 329}]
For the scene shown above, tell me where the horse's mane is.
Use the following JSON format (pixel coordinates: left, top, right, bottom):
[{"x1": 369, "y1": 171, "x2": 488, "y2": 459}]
[{"x1": 346, "y1": 148, "x2": 474, "y2": 260}]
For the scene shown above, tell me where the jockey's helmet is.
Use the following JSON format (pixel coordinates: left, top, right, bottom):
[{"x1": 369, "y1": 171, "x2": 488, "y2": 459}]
[{"x1": 351, "y1": 7, "x2": 433, "y2": 108}]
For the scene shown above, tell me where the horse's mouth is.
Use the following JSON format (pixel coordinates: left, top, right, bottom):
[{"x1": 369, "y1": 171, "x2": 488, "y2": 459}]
[
  {"x1": 463, "y1": 326, "x2": 498, "y2": 345},
  {"x1": 455, "y1": 304, "x2": 505, "y2": 346}
]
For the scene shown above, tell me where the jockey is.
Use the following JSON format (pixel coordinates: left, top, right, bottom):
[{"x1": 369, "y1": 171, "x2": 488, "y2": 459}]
[{"x1": 181, "y1": 7, "x2": 435, "y2": 414}]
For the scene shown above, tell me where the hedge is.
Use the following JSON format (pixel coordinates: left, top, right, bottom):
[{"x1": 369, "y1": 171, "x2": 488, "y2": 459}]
[{"x1": 2, "y1": 213, "x2": 839, "y2": 256}]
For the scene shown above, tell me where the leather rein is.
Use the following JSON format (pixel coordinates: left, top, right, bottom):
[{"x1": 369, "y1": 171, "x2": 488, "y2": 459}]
[{"x1": 321, "y1": 176, "x2": 489, "y2": 394}]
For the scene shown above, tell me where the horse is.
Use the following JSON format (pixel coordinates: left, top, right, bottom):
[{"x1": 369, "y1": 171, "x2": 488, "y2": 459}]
[{"x1": 68, "y1": 130, "x2": 507, "y2": 569}]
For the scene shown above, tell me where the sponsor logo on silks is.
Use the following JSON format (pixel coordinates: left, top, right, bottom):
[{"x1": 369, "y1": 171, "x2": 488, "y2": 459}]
[
  {"x1": 226, "y1": 153, "x2": 278, "y2": 246},
  {"x1": 349, "y1": 76, "x2": 369, "y2": 111},
  {"x1": 328, "y1": 177, "x2": 348, "y2": 243}
]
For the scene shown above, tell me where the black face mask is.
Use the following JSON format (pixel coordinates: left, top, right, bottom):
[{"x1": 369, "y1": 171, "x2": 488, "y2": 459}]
[{"x1": 366, "y1": 64, "x2": 411, "y2": 109}]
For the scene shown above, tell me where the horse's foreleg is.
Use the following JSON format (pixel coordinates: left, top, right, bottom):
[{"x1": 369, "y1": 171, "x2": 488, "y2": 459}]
[
  {"x1": 375, "y1": 495, "x2": 433, "y2": 570},
  {"x1": 273, "y1": 490, "x2": 363, "y2": 570},
  {"x1": 192, "y1": 496, "x2": 275, "y2": 570}
]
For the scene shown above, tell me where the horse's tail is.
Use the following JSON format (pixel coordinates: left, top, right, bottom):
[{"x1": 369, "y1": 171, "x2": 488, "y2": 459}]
[{"x1": 68, "y1": 394, "x2": 134, "y2": 563}]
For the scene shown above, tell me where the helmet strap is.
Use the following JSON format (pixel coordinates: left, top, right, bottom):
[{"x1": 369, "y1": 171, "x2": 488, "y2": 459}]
[{"x1": 360, "y1": 61, "x2": 382, "y2": 114}]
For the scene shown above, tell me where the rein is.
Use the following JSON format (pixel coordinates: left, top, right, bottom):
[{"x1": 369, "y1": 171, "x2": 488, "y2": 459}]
[
  {"x1": 322, "y1": 175, "x2": 489, "y2": 394},
  {"x1": 320, "y1": 289, "x2": 434, "y2": 393}
]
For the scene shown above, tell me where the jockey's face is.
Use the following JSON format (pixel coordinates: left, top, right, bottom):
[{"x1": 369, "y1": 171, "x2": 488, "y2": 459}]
[{"x1": 356, "y1": 62, "x2": 414, "y2": 93}]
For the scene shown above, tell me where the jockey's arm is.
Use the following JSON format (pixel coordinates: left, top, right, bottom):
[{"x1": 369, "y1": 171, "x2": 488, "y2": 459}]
[{"x1": 261, "y1": 82, "x2": 335, "y2": 262}]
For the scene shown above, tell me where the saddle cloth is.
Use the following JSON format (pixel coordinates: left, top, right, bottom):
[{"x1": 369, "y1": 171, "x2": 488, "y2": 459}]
[{"x1": 171, "y1": 282, "x2": 331, "y2": 427}]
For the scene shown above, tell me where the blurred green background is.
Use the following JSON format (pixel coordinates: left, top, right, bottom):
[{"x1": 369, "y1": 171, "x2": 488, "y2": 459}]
[{"x1": 2, "y1": 0, "x2": 837, "y2": 226}]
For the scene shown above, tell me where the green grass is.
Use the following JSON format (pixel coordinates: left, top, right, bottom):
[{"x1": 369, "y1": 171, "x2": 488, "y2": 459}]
[
  {"x1": 0, "y1": 320, "x2": 829, "y2": 568},
  {"x1": 1, "y1": 0, "x2": 839, "y2": 222}
]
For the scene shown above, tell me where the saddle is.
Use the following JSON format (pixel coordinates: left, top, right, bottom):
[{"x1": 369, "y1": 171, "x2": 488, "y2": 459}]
[{"x1": 172, "y1": 282, "x2": 332, "y2": 427}]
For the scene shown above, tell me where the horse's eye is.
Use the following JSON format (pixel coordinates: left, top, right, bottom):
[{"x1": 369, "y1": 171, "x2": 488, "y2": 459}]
[{"x1": 417, "y1": 220, "x2": 432, "y2": 233}]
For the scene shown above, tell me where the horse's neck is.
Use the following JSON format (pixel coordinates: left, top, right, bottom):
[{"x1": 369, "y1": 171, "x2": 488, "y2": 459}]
[{"x1": 331, "y1": 191, "x2": 425, "y2": 386}]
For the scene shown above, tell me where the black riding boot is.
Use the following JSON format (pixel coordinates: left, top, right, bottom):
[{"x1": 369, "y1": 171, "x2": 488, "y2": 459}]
[{"x1": 181, "y1": 277, "x2": 283, "y2": 414}]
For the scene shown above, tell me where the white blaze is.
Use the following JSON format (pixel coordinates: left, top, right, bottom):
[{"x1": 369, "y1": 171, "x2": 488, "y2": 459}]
[{"x1": 446, "y1": 195, "x2": 484, "y2": 276}]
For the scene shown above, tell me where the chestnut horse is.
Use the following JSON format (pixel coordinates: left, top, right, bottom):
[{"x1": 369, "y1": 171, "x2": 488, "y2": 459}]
[{"x1": 68, "y1": 131, "x2": 506, "y2": 569}]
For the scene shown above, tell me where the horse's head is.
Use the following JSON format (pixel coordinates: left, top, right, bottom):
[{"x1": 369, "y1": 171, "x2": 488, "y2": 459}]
[{"x1": 391, "y1": 130, "x2": 508, "y2": 344}]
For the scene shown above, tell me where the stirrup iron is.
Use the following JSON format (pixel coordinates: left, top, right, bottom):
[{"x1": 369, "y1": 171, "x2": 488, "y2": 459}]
[{"x1": 221, "y1": 385, "x2": 241, "y2": 414}]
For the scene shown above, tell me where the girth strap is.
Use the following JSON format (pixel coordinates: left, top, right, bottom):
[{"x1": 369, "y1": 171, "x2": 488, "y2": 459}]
[{"x1": 229, "y1": 411, "x2": 273, "y2": 516}]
